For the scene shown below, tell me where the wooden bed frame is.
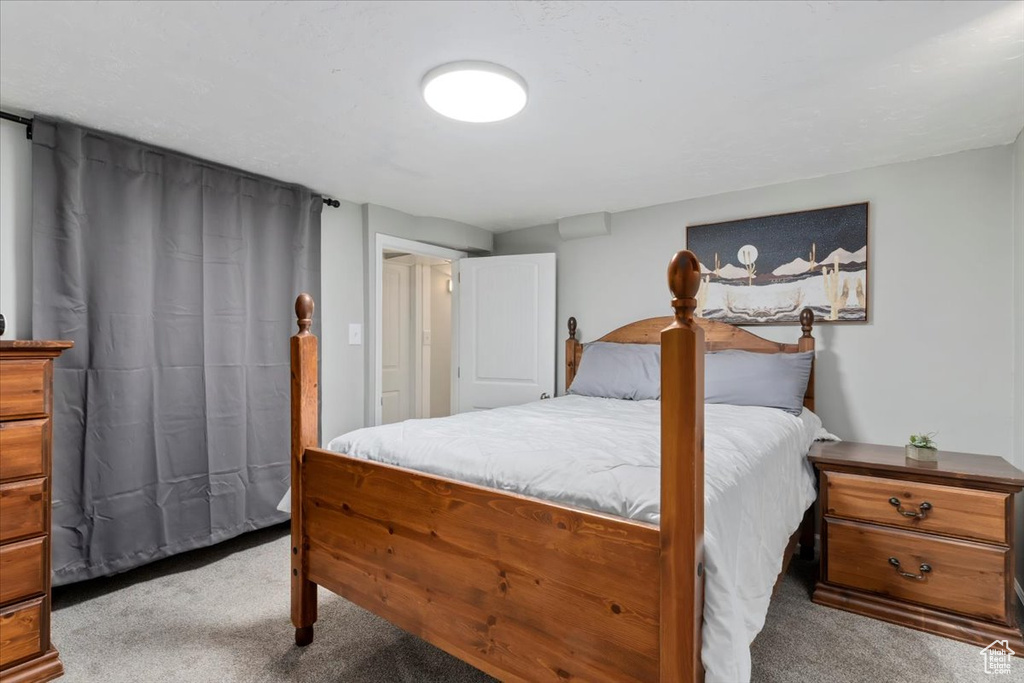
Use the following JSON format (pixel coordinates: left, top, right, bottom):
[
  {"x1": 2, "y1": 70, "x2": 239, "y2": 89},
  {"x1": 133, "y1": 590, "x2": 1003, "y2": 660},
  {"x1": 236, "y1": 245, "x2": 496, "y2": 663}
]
[{"x1": 288, "y1": 249, "x2": 816, "y2": 682}]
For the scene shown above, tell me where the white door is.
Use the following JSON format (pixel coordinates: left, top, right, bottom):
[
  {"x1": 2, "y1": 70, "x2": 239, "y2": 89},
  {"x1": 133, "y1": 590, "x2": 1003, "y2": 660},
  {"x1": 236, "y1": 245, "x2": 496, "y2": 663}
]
[
  {"x1": 457, "y1": 253, "x2": 556, "y2": 412},
  {"x1": 381, "y1": 261, "x2": 412, "y2": 424}
]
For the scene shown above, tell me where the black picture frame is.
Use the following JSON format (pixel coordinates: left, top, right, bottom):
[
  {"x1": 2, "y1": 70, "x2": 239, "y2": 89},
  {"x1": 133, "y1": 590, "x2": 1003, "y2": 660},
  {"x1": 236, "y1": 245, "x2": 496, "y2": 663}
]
[{"x1": 685, "y1": 202, "x2": 869, "y2": 324}]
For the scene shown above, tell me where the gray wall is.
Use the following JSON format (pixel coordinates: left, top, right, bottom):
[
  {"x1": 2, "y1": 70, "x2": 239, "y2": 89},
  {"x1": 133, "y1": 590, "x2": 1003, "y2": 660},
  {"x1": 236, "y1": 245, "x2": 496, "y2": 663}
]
[
  {"x1": 0, "y1": 119, "x2": 32, "y2": 339},
  {"x1": 1013, "y1": 127, "x2": 1024, "y2": 597},
  {"x1": 497, "y1": 145, "x2": 1018, "y2": 459},
  {"x1": 320, "y1": 200, "x2": 366, "y2": 442}
]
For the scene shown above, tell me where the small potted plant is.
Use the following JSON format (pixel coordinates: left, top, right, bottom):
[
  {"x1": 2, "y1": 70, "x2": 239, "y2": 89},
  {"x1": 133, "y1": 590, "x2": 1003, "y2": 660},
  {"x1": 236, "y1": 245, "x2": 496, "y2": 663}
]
[{"x1": 906, "y1": 432, "x2": 938, "y2": 461}]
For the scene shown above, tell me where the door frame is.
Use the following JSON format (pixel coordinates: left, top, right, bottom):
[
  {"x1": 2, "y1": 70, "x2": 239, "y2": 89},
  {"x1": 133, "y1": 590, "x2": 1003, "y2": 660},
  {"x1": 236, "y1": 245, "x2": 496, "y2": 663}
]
[
  {"x1": 374, "y1": 234, "x2": 466, "y2": 426},
  {"x1": 380, "y1": 257, "x2": 413, "y2": 424}
]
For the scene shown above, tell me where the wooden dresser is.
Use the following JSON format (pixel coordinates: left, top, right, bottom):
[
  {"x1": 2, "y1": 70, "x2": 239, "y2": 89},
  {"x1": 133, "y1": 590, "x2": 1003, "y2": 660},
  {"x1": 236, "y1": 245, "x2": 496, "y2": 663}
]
[
  {"x1": 810, "y1": 441, "x2": 1024, "y2": 650},
  {"x1": 0, "y1": 340, "x2": 72, "y2": 683}
]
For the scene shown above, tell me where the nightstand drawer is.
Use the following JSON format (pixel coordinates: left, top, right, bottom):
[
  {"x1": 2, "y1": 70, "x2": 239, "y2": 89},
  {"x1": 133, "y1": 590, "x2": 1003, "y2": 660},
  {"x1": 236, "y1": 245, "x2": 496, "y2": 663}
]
[
  {"x1": 824, "y1": 471, "x2": 1009, "y2": 544},
  {"x1": 0, "y1": 479, "x2": 46, "y2": 543},
  {"x1": 0, "y1": 597, "x2": 43, "y2": 668},
  {"x1": 0, "y1": 360, "x2": 49, "y2": 420},
  {"x1": 0, "y1": 537, "x2": 46, "y2": 605},
  {"x1": 0, "y1": 419, "x2": 48, "y2": 482},
  {"x1": 826, "y1": 519, "x2": 1008, "y2": 622}
]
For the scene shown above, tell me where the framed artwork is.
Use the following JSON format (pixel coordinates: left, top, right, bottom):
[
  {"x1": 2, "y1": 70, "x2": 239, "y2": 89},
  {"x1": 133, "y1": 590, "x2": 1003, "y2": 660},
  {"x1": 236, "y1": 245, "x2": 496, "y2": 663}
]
[{"x1": 686, "y1": 202, "x2": 869, "y2": 324}]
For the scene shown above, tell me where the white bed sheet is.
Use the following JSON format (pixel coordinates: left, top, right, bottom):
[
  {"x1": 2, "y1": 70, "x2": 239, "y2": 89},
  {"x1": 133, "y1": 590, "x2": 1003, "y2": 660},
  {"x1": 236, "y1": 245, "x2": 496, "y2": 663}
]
[{"x1": 285, "y1": 395, "x2": 820, "y2": 683}]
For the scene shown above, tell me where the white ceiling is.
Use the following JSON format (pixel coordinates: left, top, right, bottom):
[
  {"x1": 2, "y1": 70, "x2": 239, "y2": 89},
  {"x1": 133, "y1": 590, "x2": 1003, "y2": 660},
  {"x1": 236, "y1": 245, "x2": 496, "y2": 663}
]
[{"x1": 1, "y1": 1, "x2": 1022, "y2": 232}]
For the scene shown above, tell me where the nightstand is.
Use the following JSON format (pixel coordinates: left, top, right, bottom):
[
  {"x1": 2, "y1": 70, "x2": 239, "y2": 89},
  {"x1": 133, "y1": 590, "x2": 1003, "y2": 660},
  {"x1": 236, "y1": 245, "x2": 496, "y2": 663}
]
[{"x1": 809, "y1": 441, "x2": 1024, "y2": 650}]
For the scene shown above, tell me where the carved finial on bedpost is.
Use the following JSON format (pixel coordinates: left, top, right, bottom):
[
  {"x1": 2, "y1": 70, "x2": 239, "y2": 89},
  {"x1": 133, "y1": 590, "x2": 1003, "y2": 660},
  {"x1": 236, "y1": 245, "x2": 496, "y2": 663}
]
[
  {"x1": 565, "y1": 317, "x2": 582, "y2": 393},
  {"x1": 798, "y1": 306, "x2": 815, "y2": 414},
  {"x1": 295, "y1": 293, "x2": 314, "y2": 336},
  {"x1": 668, "y1": 250, "x2": 701, "y2": 323},
  {"x1": 800, "y1": 307, "x2": 814, "y2": 338}
]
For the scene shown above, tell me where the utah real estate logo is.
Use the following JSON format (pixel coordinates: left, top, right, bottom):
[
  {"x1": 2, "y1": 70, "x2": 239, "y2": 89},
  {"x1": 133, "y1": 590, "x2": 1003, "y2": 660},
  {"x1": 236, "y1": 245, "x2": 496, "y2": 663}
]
[{"x1": 980, "y1": 640, "x2": 1015, "y2": 676}]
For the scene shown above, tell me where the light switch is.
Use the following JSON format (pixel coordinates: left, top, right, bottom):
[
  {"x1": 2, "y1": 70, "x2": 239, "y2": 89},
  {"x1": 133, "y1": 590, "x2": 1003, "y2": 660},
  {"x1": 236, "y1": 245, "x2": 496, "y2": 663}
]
[
  {"x1": 348, "y1": 323, "x2": 362, "y2": 345},
  {"x1": 423, "y1": 329, "x2": 432, "y2": 346}
]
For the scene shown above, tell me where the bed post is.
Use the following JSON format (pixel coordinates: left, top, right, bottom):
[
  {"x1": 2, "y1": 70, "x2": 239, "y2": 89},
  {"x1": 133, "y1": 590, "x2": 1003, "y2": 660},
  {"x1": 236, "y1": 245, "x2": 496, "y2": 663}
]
[
  {"x1": 798, "y1": 307, "x2": 816, "y2": 561},
  {"x1": 660, "y1": 250, "x2": 705, "y2": 683},
  {"x1": 565, "y1": 316, "x2": 582, "y2": 392},
  {"x1": 798, "y1": 307, "x2": 815, "y2": 412},
  {"x1": 291, "y1": 293, "x2": 318, "y2": 646}
]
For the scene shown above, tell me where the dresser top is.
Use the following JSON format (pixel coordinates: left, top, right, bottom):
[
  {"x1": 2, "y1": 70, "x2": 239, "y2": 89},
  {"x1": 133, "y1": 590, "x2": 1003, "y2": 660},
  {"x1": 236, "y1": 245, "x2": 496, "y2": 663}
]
[
  {"x1": 809, "y1": 441, "x2": 1024, "y2": 488},
  {"x1": 0, "y1": 339, "x2": 74, "y2": 358}
]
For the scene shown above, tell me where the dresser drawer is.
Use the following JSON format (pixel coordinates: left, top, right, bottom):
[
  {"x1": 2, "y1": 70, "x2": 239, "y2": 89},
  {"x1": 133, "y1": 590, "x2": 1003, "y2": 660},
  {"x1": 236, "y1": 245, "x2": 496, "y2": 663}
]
[
  {"x1": 826, "y1": 518, "x2": 1008, "y2": 622},
  {"x1": 0, "y1": 597, "x2": 43, "y2": 668},
  {"x1": 0, "y1": 418, "x2": 48, "y2": 482},
  {"x1": 0, "y1": 360, "x2": 49, "y2": 420},
  {"x1": 0, "y1": 537, "x2": 46, "y2": 605},
  {"x1": 0, "y1": 479, "x2": 46, "y2": 543},
  {"x1": 823, "y1": 471, "x2": 1009, "y2": 544}
]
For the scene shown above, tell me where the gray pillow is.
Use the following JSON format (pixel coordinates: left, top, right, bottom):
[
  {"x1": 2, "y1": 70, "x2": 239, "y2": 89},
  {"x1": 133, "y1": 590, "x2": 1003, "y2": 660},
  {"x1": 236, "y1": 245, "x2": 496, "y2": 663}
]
[
  {"x1": 568, "y1": 342, "x2": 661, "y2": 400},
  {"x1": 704, "y1": 350, "x2": 813, "y2": 415}
]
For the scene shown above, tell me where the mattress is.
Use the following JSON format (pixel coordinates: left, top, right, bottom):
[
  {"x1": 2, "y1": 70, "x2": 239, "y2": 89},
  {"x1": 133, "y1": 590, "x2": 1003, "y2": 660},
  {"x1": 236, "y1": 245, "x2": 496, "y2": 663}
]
[{"x1": 286, "y1": 395, "x2": 821, "y2": 683}]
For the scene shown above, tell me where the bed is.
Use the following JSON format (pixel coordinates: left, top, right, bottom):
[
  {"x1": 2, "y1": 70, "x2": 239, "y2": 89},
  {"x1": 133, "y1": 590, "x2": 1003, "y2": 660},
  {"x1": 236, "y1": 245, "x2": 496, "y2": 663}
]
[{"x1": 287, "y1": 250, "x2": 818, "y2": 682}]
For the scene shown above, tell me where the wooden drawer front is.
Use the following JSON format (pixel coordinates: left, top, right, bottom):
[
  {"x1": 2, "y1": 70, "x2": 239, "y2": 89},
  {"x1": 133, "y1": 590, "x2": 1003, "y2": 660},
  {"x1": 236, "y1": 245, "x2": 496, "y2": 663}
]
[
  {"x1": 0, "y1": 360, "x2": 48, "y2": 420},
  {"x1": 0, "y1": 479, "x2": 46, "y2": 543},
  {"x1": 824, "y1": 471, "x2": 1009, "y2": 544},
  {"x1": 0, "y1": 597, "x2": 43, "y2": 668},
  {"x1": 826, "y1": 519, "x2": 1008, "y2": 622},
  {"x1": 0, "y1": 537, "x2": 46, "y2": 605},
  {"x1": 0, "y1": 419, "x2": 47, "y2": 482}
]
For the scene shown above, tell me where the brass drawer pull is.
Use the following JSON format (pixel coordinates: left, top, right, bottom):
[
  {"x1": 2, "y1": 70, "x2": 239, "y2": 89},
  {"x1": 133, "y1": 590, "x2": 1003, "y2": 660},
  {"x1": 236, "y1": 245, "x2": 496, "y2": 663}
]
[
  {"x1": 888, "y1": 557, "x2": 931, "y2": 580},
  {"x1": 888, "y1": 497, "x2": 932, "y2": 518}
]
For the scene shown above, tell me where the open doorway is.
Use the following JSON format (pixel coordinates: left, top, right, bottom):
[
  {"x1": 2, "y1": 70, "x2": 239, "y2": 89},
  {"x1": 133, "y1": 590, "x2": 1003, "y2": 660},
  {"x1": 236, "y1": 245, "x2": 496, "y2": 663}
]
[
  {"x1": 373, "y1": 235, "x2": 554, "y2": 425},
  {"x1": 379, "y1": 246, "x2": 458, "y2": 425}
]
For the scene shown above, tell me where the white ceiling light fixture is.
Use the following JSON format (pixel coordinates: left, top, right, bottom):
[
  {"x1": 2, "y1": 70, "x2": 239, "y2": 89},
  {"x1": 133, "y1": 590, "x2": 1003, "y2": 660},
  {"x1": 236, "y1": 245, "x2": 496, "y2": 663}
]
[{"x1": 421, "y1": 61, "x2": 528, "y2": 123}]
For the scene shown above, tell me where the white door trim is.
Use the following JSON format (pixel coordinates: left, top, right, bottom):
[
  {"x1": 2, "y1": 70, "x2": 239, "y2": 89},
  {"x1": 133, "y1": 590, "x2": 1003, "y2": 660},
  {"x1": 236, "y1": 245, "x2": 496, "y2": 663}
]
[
  {"x1": 412, "y1": 262, "x2": 425, "y2": 419},
  {"x1": 381, "y1": 259, "x2": 413, "y2": 424},
  {"x1": 374, "y1": 234, "x2": 466, "y2": 426}
]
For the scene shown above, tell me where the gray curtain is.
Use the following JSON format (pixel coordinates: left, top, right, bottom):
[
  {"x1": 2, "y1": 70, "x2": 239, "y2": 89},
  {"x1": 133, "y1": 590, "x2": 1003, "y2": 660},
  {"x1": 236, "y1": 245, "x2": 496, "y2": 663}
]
[{"x1": 31, "y1": 119, "x2": 321, "y2": 585}]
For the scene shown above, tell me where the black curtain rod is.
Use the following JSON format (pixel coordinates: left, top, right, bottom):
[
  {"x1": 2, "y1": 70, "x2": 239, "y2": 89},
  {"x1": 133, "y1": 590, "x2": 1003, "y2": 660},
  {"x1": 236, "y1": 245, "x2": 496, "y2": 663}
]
[
  {"x1": 1, "y1": 110, "x2": 33, "y2": 139},
  {"x1": 0, "y1": 109, "x2": 339, "y2": 207}
]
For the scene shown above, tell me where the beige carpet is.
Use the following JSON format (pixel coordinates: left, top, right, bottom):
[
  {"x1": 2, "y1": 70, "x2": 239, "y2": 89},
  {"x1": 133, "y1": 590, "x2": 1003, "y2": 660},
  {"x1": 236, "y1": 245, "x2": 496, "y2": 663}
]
[{"x1": 51, "y1": 524, "x2": 1014, "y2": 682}]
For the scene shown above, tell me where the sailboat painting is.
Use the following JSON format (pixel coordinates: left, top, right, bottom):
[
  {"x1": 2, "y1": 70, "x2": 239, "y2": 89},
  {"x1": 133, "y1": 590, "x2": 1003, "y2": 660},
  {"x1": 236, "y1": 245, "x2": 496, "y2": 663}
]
[{"x1": 686, "y1": 203, "x2": 869, "y2": 324}]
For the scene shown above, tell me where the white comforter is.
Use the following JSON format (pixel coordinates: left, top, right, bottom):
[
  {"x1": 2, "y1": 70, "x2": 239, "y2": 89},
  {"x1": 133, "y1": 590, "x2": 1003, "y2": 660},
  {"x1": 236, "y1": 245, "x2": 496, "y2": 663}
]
[{"x1": 288, "y1": 396, "x2": 820, "y2": 682}]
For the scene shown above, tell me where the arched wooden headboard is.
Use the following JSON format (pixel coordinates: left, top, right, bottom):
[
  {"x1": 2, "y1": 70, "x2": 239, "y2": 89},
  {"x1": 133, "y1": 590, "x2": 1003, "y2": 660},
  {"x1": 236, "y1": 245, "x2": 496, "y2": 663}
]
[{"x1": 565, "y1": 309, "x2": 816, "y2": 411}]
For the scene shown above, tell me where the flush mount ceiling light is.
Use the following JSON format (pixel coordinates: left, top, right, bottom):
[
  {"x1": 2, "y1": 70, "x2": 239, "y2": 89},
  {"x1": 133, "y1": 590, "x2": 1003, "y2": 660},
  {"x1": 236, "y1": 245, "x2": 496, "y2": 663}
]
[{"x1": 421, "y1": 61, "x2": 528, "y2": 123}]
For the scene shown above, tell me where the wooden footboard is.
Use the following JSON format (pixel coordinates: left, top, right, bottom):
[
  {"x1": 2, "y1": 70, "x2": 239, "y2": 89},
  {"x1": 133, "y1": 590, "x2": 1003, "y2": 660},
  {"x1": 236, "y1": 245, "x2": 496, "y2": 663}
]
[
  {"x1": 288, "y1": 251, "x2": 728, "y2": 682},
  {"x1": 303, "y1": 450, "x2": 661, "y2": 681}
]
